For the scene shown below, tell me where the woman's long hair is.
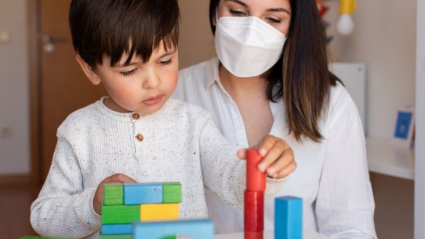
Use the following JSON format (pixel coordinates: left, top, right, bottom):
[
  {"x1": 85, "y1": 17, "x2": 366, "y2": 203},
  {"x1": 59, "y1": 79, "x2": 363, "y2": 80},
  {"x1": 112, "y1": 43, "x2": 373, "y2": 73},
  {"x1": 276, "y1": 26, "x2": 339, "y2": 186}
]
[{"x1": 209, "y1": 0, "x2": 339, "y2": 143}]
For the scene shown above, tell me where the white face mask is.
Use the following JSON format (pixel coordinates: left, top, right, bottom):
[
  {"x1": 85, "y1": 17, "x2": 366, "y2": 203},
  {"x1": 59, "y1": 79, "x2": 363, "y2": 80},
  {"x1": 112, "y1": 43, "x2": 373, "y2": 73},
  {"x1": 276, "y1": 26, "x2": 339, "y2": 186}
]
[{"x1": 215, "y1": 16, "x2": 287, "y2": 78}]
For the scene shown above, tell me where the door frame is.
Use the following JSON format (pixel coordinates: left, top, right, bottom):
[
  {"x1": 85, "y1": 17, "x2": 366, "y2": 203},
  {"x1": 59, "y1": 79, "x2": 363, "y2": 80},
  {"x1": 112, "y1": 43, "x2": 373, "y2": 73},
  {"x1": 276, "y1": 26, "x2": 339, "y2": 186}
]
[{"x1": 28, "y1": 0, "x2": 42, "y2": 185}]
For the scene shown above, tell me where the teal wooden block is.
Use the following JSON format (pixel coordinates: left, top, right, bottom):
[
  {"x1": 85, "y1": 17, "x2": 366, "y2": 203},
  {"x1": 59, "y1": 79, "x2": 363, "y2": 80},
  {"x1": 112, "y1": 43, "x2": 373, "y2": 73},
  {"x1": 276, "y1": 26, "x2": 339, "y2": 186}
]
[
  {"x1": 124, "y1": 183, "x2": 162, "y2": 205},
  {"x1": 133, "y1": 219, "x2": 213, "y2": 239},
  {"x1": 162, "y1": 182, "x2": 181, "y2": 203},
  {"x1": 102, "y1": 224, "x2": 132, "y2": 234},
  {"x1": 99, "y1": 235, "x2": 132, "y2": 239},
  {"x1": 275, "y1": 196, "x2": 303, "y2": 239},
  {"x1": 102, "y1": 204, "x2": 140, "y2": 224},
  {"x1": 104, "y1": 183, "x2": 124, "y2": 205}
]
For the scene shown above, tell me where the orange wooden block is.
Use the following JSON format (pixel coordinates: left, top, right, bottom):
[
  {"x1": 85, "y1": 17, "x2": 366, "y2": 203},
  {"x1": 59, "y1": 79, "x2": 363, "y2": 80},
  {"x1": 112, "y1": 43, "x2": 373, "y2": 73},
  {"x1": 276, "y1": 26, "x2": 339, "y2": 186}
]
[{"x1": 140, "y1": 204, "x2": 179, "y2": 221}]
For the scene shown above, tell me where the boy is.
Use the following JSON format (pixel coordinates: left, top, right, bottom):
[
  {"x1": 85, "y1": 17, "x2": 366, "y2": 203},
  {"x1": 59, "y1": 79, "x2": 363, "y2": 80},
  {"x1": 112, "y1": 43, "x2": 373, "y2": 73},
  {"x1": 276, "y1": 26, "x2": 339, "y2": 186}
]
[{"x1": 30, "y1": 0, "x2": 295, "y2": 238}]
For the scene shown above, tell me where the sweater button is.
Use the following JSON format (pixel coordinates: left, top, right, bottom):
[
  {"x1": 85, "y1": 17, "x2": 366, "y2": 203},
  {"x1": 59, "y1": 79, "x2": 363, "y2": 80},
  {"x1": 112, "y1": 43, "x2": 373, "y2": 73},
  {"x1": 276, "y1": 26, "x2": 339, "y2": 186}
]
[
  {"x1": 136, "y1": 134, "x2": 144, "y2": 142},
  {"x1": 132, "y1": 113, "x2": 140, "y2": 120}
]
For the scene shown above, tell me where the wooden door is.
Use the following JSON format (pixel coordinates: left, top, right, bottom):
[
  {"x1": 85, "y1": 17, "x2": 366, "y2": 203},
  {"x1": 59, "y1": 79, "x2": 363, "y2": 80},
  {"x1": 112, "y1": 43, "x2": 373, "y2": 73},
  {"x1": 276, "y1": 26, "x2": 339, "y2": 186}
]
[{"x1": 38, "y1": 0, "x2": 106, "y2": 180}]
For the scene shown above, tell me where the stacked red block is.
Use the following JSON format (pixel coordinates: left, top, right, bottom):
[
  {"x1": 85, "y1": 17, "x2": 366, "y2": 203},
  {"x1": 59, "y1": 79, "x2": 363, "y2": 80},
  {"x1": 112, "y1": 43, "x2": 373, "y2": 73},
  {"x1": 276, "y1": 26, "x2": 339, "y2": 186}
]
[{"x1": 244, "y1": 150, "x2": 266, "y2": 239}]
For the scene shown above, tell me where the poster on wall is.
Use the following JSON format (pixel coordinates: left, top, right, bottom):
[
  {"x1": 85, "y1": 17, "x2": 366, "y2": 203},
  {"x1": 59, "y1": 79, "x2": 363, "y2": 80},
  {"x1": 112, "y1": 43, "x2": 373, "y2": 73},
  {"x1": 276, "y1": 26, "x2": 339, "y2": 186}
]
[{"x1": 392, "y1": 106, "x2": 415, "y2": 148}]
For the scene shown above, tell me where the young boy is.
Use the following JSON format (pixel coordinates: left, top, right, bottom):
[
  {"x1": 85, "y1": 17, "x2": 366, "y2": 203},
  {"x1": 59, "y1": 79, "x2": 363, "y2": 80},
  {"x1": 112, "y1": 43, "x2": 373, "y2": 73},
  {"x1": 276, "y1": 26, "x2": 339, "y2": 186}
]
[{"x1": 30, "y1": 0, "x2": 296, "y2": 238}]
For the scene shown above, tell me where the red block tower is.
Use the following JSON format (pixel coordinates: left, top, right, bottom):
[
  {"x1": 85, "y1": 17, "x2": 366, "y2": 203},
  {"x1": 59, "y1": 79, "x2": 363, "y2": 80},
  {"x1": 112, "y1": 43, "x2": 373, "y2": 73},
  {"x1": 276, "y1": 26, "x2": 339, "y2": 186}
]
[{"x1": 244, "y1": 150, "x2": 266, "y2": 239}]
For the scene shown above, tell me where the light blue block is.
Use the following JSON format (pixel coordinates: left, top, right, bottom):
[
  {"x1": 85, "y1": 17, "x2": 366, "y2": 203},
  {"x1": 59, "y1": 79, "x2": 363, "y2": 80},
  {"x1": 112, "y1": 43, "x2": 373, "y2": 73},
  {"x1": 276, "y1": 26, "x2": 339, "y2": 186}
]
[
  {"x1": 133, "y1": 219, "x2": 214, "y2": 239},
  {"x1": 124, "y1": 183, "x2": 162, "y2": 205},
  {"x1": 275, "y1": 196, "x2": 303, "y2": 239},
  {"x1": 102, "y1": 224, "x2": 132, "y2": 235}
]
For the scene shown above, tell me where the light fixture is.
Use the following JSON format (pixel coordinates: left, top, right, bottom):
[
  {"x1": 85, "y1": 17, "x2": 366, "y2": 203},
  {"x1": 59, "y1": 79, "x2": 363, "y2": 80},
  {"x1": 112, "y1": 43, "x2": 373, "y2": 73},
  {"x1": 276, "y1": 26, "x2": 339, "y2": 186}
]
[{"x1": 337, "y1": 0, "x2": 356, "y2": 36}]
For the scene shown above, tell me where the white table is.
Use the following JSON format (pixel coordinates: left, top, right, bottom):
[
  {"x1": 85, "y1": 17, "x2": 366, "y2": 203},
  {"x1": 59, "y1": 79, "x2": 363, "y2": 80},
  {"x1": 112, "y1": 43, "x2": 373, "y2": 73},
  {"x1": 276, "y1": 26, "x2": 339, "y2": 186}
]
[
  {"x1": 366, "y1": 137, "x2": 415, "y2": 180},
  {"x1": 215, "y1": 230, "x2": 329, "y2": 239}
]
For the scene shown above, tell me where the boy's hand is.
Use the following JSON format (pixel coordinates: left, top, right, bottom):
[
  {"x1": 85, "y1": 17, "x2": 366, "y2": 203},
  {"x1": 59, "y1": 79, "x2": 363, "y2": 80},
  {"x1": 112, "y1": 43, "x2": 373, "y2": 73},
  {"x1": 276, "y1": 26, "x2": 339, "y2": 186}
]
[
  {"x1": 237, "y1": 135, "x2": 296, "y2": 179},
  {"x1": 93, "y1": 173, "x2": 137, "y2": 215}
]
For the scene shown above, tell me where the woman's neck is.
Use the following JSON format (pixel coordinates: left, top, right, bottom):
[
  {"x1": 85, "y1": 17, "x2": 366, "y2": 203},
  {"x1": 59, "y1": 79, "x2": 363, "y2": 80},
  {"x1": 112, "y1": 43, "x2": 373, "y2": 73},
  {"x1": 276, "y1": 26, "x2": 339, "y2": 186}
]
[{"x1": 218, "y1": 64, "x2": 269, "y2": 99}]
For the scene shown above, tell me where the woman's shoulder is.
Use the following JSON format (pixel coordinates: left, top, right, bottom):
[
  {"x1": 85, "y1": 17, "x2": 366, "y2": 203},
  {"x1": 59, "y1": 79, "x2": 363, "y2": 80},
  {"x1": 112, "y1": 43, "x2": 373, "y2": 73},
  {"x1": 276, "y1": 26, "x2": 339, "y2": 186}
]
[{"x1": 323, "y1": 82, "x2": 360, "y2": 127}]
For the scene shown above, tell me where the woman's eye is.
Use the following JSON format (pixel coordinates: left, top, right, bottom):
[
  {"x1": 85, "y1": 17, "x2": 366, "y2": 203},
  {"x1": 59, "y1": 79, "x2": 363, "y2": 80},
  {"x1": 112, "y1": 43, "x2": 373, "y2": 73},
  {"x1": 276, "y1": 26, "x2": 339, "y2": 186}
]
[
  {"x1": 120, "y1": 69, "x2": 137, "y2": 77},
  {"x1": 230, "y1": 9, "x2": 247, "y2": 17},
  {"x1": 160, "y1": 59, "x2": 172, "y2": 65},
  {"x1": 266, "y1": 17, "x2": 281, "y2": 24}
]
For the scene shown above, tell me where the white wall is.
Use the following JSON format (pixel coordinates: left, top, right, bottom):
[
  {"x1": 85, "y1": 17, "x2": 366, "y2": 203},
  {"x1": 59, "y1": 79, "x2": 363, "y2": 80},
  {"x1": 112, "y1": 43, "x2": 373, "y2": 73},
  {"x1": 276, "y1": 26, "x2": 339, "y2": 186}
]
[
  {"x1": 0, "y1": 0, "x2": 30, "y2": 175},
  {"x1": 414, "y1": 0, "x2": 425, "y2": 237},
  {"x1": 323, "y1": 0, "x2": 417, "y2": 138}
]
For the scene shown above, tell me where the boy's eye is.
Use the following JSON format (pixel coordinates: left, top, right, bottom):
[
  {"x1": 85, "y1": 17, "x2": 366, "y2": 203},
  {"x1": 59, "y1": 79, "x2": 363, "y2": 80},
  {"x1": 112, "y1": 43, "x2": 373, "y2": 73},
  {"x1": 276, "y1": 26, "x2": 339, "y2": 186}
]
[
  {"x1": 120, "y1": 69, "x2": 137, "y2": 77},
  {"x1": 160, "y1": 59, "x2": 172, "y2": 65},
  {"x1": 230, "y1": 9, "x2": 247, "y2": 17}
]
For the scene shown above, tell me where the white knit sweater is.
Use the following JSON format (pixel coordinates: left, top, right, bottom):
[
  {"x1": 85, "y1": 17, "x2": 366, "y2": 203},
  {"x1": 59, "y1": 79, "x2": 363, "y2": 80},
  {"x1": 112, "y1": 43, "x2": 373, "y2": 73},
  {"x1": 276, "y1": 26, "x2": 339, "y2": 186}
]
[{"x1": 30, "y1": 98, "x2": 284, "y2": 239}]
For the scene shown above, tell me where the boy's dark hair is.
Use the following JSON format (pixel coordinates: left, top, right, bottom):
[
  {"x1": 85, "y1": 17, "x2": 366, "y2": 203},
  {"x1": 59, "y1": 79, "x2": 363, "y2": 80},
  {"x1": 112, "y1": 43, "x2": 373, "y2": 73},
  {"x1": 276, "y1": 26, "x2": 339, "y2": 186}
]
[{"x1": 69, "y1": 0, "x2": 180, "y2": 69}]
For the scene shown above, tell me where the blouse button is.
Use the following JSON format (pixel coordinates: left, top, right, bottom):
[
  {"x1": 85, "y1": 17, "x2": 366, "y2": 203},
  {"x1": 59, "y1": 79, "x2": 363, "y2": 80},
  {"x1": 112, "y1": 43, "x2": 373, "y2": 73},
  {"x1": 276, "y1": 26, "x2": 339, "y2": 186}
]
[
  {"x1": 132, "y1": 113, "x2": 140, "y2": 120},
  {"x1": 136, "y1": 134, "x2": 144, "y2": 142}
]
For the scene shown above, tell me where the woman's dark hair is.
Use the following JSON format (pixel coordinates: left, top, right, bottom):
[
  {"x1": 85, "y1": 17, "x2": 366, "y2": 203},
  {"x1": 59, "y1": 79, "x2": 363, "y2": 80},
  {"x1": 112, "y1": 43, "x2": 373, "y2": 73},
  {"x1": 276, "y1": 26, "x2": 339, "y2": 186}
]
[
  {"x1": 69, "y1": 0, "x2": 180, "y2": 69},
  {"x1": 209, "y1": 0, "x2": 340, "y2": 143}
]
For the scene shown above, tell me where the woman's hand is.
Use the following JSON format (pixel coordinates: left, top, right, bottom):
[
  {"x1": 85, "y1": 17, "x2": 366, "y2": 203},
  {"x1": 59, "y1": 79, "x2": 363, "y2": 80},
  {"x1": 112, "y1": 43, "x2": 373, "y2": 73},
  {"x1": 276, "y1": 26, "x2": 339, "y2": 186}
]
[
  {"x1": 93, "y1": 173, "x2": 137, "y2": 215},
  {"x1": 237, "y1": 135, "x2": 296, "y2": 179}
]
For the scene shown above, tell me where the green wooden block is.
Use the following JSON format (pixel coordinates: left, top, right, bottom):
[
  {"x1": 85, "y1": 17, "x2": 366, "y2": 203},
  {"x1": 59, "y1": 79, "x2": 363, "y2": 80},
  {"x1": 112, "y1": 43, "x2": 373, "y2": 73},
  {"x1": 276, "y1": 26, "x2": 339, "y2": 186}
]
[
  {"x1": 160, "y1": 236, "x2": 176, "y2": 239},
  {"x1": 102, "y1": 205, "x2": 140, "y2": 224},
  {"x1": 162, "y1": 182, "x2": 181, "y2": 203},
  {"x1": 99, "y1": 235, "x2": 132, "y2": 239},
  {"x1": 104, "y1": 184, "x2": 124, "y2": 205}
]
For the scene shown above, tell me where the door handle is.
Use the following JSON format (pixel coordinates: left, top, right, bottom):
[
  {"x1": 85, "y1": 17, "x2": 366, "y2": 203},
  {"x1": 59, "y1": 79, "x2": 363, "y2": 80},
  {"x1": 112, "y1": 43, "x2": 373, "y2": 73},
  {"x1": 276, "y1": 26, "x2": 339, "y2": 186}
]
[{"x1": 42, "y1": 34, "x2": 69, "y2": 54}]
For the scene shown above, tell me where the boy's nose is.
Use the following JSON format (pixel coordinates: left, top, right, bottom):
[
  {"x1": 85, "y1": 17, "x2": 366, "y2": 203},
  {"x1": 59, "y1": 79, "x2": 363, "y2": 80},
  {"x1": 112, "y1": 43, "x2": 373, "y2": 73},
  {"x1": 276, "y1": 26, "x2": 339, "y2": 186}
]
[{"x1": 142, "y1": 70, "x2": 161, "y2": 89}]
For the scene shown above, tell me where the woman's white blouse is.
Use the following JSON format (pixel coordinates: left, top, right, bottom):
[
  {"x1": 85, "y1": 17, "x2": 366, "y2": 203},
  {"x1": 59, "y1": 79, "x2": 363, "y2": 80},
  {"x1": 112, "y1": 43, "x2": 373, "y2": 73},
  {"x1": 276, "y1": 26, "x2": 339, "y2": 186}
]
[{"x1": 173, "y1": 58, "x2": 377, "y2": 238}]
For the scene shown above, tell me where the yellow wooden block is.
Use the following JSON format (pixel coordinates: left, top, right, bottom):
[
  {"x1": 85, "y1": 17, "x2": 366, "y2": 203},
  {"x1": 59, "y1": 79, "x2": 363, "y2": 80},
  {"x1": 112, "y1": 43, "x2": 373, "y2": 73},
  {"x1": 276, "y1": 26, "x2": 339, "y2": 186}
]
[{"x1": 140, "y1": 204, "x2": 179, "y2": 221}]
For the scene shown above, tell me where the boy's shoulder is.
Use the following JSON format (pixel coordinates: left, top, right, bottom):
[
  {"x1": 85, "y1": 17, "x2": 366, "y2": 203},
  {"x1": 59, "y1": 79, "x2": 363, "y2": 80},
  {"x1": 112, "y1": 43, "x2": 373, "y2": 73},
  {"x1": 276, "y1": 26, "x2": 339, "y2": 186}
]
[
  {"x1": 57, "y1": 100, "x2": 103, "y2": 135},
  {"x1": 166, "y1": 98, "x2": 212, "y2": 122}
]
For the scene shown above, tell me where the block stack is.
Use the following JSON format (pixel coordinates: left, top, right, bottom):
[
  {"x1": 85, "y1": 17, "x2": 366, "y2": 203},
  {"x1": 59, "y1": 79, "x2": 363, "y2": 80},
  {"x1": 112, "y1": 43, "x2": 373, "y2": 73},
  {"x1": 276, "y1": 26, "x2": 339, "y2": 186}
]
[
  {"x1": 244, "y1": 150, "x2": 266, "y2": 239},
  {"x1": 100, "y1": 182, "x2": 182, "y2": 239}
]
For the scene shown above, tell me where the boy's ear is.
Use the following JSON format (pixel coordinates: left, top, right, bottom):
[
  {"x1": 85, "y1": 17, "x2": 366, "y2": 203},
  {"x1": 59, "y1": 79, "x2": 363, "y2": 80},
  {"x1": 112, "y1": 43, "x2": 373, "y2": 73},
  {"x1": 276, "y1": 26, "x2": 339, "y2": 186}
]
[{"x1": 75, "y1": 55, "x2": 101, "y2": 85}]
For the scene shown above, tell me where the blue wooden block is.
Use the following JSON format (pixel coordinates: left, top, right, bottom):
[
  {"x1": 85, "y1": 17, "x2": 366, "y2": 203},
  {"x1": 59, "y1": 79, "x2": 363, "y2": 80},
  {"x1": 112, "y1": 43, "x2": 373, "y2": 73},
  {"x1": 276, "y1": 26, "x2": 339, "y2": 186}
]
[
  {"x1": 275, "y1": 196, "x2": 303, "y2": 239},
  {"x1": 102, "y1": 224, "x2": 132, "y2": 235},
  {"x1": 133, "y1": 219, "x2": 214, "y2": 239},
  {"x1": 124, "y1": 183, "x2": 162, "y2": 205}
]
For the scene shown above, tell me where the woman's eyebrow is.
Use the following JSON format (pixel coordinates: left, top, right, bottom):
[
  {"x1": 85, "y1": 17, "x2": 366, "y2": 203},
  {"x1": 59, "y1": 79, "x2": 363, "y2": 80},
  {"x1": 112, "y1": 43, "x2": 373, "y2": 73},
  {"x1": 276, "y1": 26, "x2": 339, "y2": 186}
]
[
  {"x1": 225, "y1": 0, "x2": 249, "y2": 8},
  {"x1": 267, "y1": 8, "x2": 291, "y2": 16}
]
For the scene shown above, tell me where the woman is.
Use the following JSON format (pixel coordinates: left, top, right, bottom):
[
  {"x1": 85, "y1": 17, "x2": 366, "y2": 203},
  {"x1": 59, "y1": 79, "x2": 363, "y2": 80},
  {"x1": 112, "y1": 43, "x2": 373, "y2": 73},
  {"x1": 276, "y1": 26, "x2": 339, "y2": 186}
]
[{"x1": 174, "y1": 0, "x2": 377, "y2": 238}]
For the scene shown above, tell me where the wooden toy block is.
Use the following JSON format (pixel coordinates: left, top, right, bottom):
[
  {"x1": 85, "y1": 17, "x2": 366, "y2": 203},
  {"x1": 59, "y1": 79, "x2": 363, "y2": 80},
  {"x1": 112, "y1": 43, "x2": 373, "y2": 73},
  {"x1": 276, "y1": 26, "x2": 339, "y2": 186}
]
[
  {"x1": 162, "y1": 182, "x2": 181, "y2": 203},
  {"x1": 124, "y1": 183, "x2": 162, "y2": 205},
  {"x1": 246, "y1": 149, "x2": 266, "y2": 191},
  {"x1": 133, "y1": 219, "x2": 214, "y2": 239},
  {"x1": 244, "y1": 190, "x2": 264, "y2": 233},
  {"x1": 102, "y1": 204, "x2": 141, "y2": 224},
  {"x1": 104, "y1": 183, "x2": 124, "y2": 205},
  {"x1": 275, "y1": 196, "x2": 303, "y2": 239},
  {"x1": 140, "y1": 203, "x2": 179, "y2": 221},
  {"x1": 102, "y1": 224, "x2": 132, "y2": 235},
  {"x1": 99, "y1": 235, "x2": 132, "y2": 239}
]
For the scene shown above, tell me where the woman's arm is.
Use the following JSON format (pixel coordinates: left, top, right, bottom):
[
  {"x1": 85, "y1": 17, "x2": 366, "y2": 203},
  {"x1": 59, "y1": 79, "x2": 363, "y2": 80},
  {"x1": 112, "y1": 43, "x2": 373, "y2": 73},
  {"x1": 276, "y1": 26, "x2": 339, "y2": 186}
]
[{"x1": 316, "y1": 97, "x2": 377, "y2": 239}]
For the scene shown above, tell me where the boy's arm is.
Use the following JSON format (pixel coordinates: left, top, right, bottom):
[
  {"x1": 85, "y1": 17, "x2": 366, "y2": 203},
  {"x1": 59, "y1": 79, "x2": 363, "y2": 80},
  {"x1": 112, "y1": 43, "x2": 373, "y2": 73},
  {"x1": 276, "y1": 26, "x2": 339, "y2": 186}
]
[
  {"x1": 199, "y1": 116, "x2": 286, "y2": 210},
  {"x1": 30, "y1": 135, "x2": 101, "y2": 238}
]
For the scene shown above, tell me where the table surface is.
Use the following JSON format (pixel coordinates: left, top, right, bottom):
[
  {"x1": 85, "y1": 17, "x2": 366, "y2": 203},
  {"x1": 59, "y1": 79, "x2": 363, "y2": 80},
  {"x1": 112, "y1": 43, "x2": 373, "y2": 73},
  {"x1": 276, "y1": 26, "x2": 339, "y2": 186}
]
[{"x1": 215, "y1": 230, "x2": 329, "y2": 239}]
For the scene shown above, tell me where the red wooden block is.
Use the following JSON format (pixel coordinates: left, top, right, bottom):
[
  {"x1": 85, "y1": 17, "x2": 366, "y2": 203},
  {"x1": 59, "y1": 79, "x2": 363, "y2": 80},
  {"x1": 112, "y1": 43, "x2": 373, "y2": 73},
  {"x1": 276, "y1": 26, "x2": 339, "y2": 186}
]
[
  {"x1": 246, "y1": 149, "x2": 266, "y2": 191},
  {"x1": 244, "y1": 190, "x2": 264, "y2": 232},
  {"x1": 244, "y1": 231, "x2": 263, "y2": 239}
]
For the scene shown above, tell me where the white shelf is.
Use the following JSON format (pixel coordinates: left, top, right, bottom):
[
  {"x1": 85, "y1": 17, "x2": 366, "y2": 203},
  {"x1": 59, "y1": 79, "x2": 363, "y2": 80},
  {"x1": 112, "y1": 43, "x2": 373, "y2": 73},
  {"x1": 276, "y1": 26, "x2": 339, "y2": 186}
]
[{"x1": 366, "y1": 138, "x2": 415, "y2": 180}]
